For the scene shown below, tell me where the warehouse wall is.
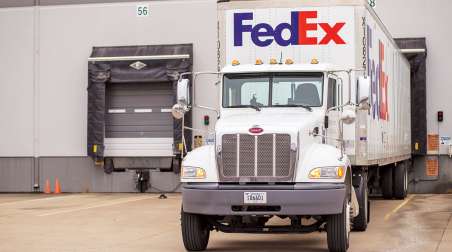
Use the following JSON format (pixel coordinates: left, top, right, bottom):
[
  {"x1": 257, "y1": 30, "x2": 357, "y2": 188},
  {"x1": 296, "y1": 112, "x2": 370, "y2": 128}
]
[
  {"x1": 0, "y1": 0, "x2": 218, "y2": 192},
  {"x1": 0, "y1": 7, "x2": 35, "y2": 157},
  {"x1": 38, "y1": 1, "x2": 218, "y2": 156},
  {"x1": 1, "y1": 0, "x2": 451, "y2": 193},
  {"x1": 375, "y1": 0, "x2": 452, "y2": 193}
]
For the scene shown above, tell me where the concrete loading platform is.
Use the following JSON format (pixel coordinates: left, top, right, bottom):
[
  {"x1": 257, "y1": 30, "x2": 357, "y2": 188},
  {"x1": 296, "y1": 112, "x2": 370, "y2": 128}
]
[{"x1": 0, "y1": 193, "x2": 451, "y2": 252}]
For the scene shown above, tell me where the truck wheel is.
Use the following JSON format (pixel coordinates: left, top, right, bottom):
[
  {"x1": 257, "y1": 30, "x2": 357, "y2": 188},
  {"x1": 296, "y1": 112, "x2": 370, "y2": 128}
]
[
  {"x1": 327, "y1": 198, "x2": 351, "y2": 252},
  {"x1": 381, "y1": 166, "x2": 393, "y2": 199},
  {"x1": 393, "y1": 162, "x2": 408, "y2": 199},
  {"x1": 181, "y1": 209, "x2": 210, "y2": 251},
  {"x1": 352, "y1": 172, "x2": 368, "y2": 231}
]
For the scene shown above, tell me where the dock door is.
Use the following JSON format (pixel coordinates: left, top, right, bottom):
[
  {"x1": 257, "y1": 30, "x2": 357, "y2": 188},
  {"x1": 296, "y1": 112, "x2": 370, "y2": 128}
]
[{"x1": 87, "y1": 44, "x2": 193, "y2": 173}]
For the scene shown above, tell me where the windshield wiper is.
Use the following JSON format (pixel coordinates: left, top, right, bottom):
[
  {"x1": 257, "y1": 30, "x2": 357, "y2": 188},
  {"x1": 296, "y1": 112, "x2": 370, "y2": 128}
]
[
  {"x1": 228, "y1": 105, "x2": 261, "y2": 111},
  {"x1": 273, "y1": 104, "x2": 313, "y2": 112}
]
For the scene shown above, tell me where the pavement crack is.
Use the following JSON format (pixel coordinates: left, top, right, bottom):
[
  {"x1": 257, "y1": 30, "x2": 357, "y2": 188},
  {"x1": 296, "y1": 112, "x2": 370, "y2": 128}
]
[{"x1": 435, "y1": 212, "x2": 452, "y2": 252}]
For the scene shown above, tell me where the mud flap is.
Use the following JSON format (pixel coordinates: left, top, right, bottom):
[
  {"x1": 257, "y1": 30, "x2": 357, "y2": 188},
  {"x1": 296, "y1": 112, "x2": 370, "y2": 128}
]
[{"x1": 351, "y1": 187, "x2": 359, "y2": 218}]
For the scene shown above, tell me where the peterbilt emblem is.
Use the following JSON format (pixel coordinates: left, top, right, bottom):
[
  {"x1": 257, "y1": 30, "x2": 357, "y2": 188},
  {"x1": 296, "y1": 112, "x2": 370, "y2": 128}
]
[
  {"x1": 249, "y1": 126, "x2": 264, "y2": 134},
  {"x1": 130, "y1": 61, "x2": 147, "y2": 70}
]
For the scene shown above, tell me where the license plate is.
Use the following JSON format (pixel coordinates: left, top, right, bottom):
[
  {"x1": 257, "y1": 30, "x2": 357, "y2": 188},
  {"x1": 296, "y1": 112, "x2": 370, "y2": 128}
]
[{"x1": 244, "y1": 192, "x2": 267, "y2": 204}]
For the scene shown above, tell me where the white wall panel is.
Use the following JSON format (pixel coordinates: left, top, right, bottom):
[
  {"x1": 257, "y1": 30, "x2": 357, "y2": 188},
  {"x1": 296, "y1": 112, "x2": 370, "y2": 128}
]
[
  {"x1": 0, "y1": 8, "x2": 35, "y2": 157},
  {"x1": 38, "y1": 0, "x2": 217, "y2": 156}
]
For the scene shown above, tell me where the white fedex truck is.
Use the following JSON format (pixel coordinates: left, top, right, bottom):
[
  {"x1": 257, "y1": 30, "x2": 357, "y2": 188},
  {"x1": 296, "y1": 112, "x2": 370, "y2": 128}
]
[{"x1": 174, "y1": 0, "x2": 411, "y2": 251}]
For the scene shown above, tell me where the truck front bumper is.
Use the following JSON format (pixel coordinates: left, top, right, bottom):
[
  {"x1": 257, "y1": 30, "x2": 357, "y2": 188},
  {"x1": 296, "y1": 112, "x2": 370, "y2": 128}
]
[{"x1": 182, "y1": 183, "x2": 346, "y2": 216}]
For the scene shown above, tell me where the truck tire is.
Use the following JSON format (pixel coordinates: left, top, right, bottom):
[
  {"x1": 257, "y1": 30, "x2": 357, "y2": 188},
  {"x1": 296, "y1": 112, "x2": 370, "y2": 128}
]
[
  {"x1": 352, "y1": 171, "x2": 368, "y2": 231},
  {"x1": 327, "y1": 197, "x2": 351, "y2": 252},
  {"x1": 381, "y1": 166, "x2": 393, "y2": 199},
  {"x1": 393, "y1": 162, "x2": 408, "y2": 199},
  {"x1": 181, "y1": 209, "x2": 210, "y2": 251}
]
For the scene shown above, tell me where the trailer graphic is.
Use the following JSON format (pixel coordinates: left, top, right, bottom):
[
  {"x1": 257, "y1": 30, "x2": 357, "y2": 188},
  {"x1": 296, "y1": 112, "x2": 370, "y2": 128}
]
[
  {"x1": 233, "y1": 10, "x2": 347, "y2": 47},
  {"x1": 367, "y1": 25, "x2": 389, "y2": 121}
]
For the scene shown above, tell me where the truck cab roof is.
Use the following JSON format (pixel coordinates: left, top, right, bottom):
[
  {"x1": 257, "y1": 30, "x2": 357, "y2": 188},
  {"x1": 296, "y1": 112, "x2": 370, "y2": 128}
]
[{"x1": 221, "y1": 63, "x2": 342, "y2": 74}]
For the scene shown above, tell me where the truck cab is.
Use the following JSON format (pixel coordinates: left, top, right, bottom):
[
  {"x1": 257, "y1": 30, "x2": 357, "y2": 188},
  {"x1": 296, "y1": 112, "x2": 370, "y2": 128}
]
[{"x1": 176, "y1": 61, "x2": 362, "y2": 252}]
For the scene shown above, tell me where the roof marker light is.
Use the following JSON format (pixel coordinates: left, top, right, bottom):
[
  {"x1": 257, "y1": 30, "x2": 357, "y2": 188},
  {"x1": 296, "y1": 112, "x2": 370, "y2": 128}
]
[
  {"x1": 285, "y1": 58, "x2": 294, "y2": 65},
  {"x1": 232, "y1": 59, "x2": 240, "y2": 66},
  {"x1": 311, "y1": 58, "x2": 319, "y2": 64},
  {"x1": 255, "y1": 59, "x2": 263, "y2": 65},
  {"x1": 269, "y1": 58, "x2": 278, "y2": 65}
]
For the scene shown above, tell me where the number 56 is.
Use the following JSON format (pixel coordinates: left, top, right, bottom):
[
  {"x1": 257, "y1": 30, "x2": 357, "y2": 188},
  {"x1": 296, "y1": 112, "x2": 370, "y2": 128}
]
[{"x1": 137, "y1": 5, "x2": 149, "y2": 16}]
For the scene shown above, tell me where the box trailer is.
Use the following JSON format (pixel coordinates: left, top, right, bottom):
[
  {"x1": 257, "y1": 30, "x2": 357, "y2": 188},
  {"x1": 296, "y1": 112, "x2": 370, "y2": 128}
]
[{"x1": 175, "y1": 0, "x2": 411, "y2": 251}]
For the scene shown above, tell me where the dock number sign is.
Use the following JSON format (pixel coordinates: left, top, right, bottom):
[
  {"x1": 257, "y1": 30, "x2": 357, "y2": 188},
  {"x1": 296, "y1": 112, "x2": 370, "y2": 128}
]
[{"x1": 136, "y1": 4, "x2": 149, "y2": 17}]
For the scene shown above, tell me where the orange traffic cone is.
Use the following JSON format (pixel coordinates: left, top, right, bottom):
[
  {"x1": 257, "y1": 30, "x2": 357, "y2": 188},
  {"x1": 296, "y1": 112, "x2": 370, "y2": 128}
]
[
  {"x1": 54, "y1": 178, "x2": 61, "y2": 194},
  {"x1": 44, "y1": 179, "x2": 51, "y2": 194}
]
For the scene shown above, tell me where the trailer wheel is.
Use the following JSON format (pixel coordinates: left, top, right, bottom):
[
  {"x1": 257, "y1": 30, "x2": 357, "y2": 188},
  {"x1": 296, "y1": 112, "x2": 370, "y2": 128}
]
[
  {"x1": 181, "y1": 208, "x2": 210, "y2": 251},
  {"x1": 352, "y1": 171, "x2": 368, "y2": 231},
  {"x1": 381, "y1": 166, "x2": 393, "y2": 199},
  {"x1": 327, "y1": 196, "x2": 351, "y2": 252},
  {"x1": 393, "y1": 162, "x2": 408, "y2": 199}
]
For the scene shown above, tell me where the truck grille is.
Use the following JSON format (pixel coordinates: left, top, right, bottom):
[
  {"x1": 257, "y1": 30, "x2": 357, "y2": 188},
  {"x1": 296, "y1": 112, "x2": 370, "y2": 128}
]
[{"x1": 218, "y1": 134, "x2": 296, "y2": 182}]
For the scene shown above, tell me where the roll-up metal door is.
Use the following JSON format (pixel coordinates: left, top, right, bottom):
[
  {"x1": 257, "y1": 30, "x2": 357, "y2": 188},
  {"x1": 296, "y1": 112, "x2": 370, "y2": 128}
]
[{"x1": 105, "y1": 82, "x2": 174, "y2": 138}]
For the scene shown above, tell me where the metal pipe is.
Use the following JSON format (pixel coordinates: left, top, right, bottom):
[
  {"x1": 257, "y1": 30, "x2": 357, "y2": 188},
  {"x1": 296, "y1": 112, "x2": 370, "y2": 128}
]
[
  {"x1": 88, "y1": 54, "x2": 190, "y2": 62},
  {"x1": 181, "y1": 116, "x2": 186, "y2": 158},
  {"x1": 183, "y1": 126, "x2": 214, "y2": 134},
  {"x1": 400, "y1": 48, "x2": 426, "y2": 54}
]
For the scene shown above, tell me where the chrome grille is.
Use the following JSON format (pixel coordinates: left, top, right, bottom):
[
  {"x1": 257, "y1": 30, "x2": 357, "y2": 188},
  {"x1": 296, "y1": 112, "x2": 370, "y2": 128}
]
[
  {"x1": 219, "y1": 134, "x2": 295, "y2": 182},
  {"x1": 239, "y1": 135, "x2": 255, "y2": 177},
  {"x1": 275, "y1": 134, "x2": 291, "y2": 177},
  {"x1": 221, "y1": 134, "x2": 237, "y2": 177}
]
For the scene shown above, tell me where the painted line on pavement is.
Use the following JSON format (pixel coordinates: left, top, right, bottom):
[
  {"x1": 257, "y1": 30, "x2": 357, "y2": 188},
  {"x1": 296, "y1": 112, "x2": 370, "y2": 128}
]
[
  {"x1": 0, "y1": 194, "x2": 87, "y2": 207},
  {"x1": 37, "y1": 196, "x2": 154, "y2": 217},
  {"x1": 384, "y1": 195, "x2": 415, "y2": 221}
]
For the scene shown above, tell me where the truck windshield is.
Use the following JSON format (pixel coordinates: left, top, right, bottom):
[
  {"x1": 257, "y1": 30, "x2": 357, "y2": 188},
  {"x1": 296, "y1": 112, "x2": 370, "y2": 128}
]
[{"x1": 222, "y1": 73, "x2": 323, "y2": 108}]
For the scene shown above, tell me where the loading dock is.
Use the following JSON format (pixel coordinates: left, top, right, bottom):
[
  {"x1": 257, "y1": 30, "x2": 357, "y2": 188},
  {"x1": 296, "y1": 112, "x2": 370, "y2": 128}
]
[{"x1": 86, "y1": 44, "x2": 193, "y2": 191}]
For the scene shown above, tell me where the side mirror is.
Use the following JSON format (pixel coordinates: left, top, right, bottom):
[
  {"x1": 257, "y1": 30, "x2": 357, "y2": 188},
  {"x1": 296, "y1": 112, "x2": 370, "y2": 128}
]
[
  {"x1": 358, "y1": 76, "x2": 370, "y2": 110},
  {"x1": 341, "y1": 106, "x2": 356, "y2": 124},
  {"x1": 177, "y1": 78, "x2": 190, "y2": 106}
]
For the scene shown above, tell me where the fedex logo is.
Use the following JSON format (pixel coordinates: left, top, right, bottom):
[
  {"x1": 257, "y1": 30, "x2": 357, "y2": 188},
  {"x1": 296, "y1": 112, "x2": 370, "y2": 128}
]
[{"x1": 234, "y1": 11, "x2": 346, "y2": 47}]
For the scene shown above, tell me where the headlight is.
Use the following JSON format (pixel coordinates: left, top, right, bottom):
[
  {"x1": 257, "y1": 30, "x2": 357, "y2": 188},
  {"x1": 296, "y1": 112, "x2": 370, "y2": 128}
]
[
  {"x1": 182, "y1": 166, "x2": 206, "y2": 179},
  {"x1": 309, "y1": 166, "x2": 344, "y2": 179}
]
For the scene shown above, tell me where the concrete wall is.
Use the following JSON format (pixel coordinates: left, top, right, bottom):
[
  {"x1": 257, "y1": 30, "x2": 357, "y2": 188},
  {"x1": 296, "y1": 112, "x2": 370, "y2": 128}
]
[{"x1": 375, "y1": 0, "x2": 452, "y2": 193}]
